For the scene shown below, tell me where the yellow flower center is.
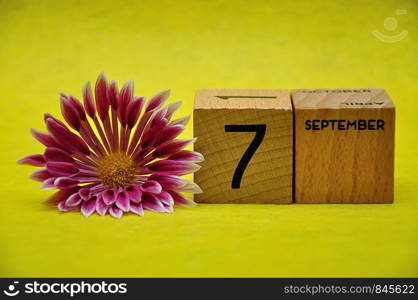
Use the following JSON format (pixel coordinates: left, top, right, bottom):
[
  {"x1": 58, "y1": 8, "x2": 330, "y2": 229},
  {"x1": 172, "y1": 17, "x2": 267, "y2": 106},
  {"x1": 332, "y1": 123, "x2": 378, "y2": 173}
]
[{"x1": 97, "y1": 152, "x2": 136, "y2": 188}]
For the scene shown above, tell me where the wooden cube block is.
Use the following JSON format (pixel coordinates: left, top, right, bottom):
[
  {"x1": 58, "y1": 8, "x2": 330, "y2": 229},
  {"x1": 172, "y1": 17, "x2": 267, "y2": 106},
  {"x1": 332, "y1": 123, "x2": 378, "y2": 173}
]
[
  {"x1": 292, "y1": 89, "x2": 395, "y2": 204},
  {"x1": 194, "y1": 89, "x2": 293, "y2": 204}
]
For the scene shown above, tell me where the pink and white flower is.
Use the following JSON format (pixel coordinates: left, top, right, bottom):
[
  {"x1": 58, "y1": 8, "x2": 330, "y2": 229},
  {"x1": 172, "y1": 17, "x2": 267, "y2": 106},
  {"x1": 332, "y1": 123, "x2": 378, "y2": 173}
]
[{"x1": 19, "y1": 73, "x2": 203, "y2": 218}]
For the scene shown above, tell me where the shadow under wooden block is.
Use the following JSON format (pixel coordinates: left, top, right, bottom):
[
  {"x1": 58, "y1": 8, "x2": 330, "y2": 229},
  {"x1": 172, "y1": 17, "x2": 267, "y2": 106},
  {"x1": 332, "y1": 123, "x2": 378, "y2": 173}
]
[
  {"x1": 194, "y1": 89, "x2": 293, "y2": 204},
  {"x1": 292, "y1": 89, "x2": 395, "y2": 204}
]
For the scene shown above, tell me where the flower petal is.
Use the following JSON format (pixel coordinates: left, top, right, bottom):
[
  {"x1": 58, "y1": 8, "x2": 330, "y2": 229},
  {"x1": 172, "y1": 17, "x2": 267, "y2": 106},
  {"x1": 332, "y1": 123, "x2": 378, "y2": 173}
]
[
  {"x1": 164, "y1": 101, "x2": 181, "y2": 120},
  {"x1": 47, "y1": 162, "x2": 79, "y2": 177},
  {"x1": 82, "y1": 81, "x2": 96, "y2": 119},
  {"x1": 149, "y1": 176, "x2": 202, "y2": 193},
  {"x1": 140, "y1": 127, "x2": 159, "y2": 149},
  {"x1": 96, "y1": 197, "x2": 108, "y2": 216},
  {"x1": 176, "y1": 179, "x2": 203, "y2": 194},
  {"x1": 156, "y1": 190, "x2": 174, "y2": 206},
  {"x1": 130, "y1": 202, "x2": 144, "y2": 216},
  {"x1": 95, "y1": 72, "x2": 109, "y2": 121},
  {"x1": 118, "y1": 80, "x2": 134, "y2": 127},
  {"x1": 79, "y1": 188, "x2": 91, "y2": 201},
  {"x1": 146, "y1": 160, "x2": 201, "y2": 176},
  {"x1": 149, "y1": 107, "x2": 168, "y2": 128},
  {"x1": 109, "y1": 205, "x2": 123, "y2": 218},
  {"x1": 45, "y1": 189, "x2": 75, "y2": 206},
  {"x1": 146, "y1": 89, "x2": 169, "y2": 112},
  {"x1": 30, "y1": 168, "x2": 52, "y2": 182},
  {"x1": 68, "y1": 95, "x2": 86, "y2": 121},
  {"x1": 124, "y1": 185, "x2": 142, "y2": 203},
  {"x1": 102, "y1": 188, "x2": 117, "y2": 205},
  {"x1": 54, "y1": 177, "x2": 79, "y2": 189},
  {"x1": 18, "y1": 154, "x2": 45, "y2": 167},
  {"x1": 153, "y1": 138, "x2": 196, "y2": 157},
  {"x1": 58, "y1": 200, "x2": 80, "y2": 212},
  {"x1": 31, "y1": 128, "x2": 61, "y2": 148},
  {"x1": 44, "y1": 147, "x2": 74, "y2": 163},
  {"x1": 168, "y1": 150, "x2": 204, "y2": 163},
  {"x1": 141, "y1": 193, "x2": 166, "y2": 212},
  {"x1": 116, "y1": 191, "x2": 130, "y2": 212},
  {"x1": 167, "y1": 190, "x2": 197, "y2": 207},
  {"x1": 107, "y1": 80, "x2": 119, "y2": 110},
  {"x1": 164, "y1": 203, "x2": 174, "y2": 213},
  {"x1": 81, "y1": 197, "x2": 97, "y2": 217},
  {"x1": 148, "y1": 175, "x2": 185, "y2": 190},
  {"x1": 170, "y1": 115, "x2": 190, "y2": 126},
  {"x1": 41, "y1": 177, "x2": 56, "y2": 189},
  {"x1": 153, "y1": 124, "x2": 184, "y2": 146},
  {"x1": 127, "y1": 96, "x2": 145, "y2": 129},
  {"x1": 140, "y1": 180, "x2": 162, "y2": 194},
  {"x1": 46, "y1": 118, "x2": 90, "y2": 156},
  {"x1": 60, "y1": 94, "x2": 81, "y2": 130},
  {"x1": 44, "y1": 113, "x2": 66, "y2": 127},
  {"x1": 65, "y1": 192, "x2": 82, "y2": 207}
]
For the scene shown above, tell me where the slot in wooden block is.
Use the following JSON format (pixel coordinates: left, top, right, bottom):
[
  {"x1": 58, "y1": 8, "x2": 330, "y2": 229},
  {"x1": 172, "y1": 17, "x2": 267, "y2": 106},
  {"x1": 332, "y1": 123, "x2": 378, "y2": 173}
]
[
  {"x1": 292, "y1": 89, "x2": 395, "y2": 204},
  {"x1": 194, "y1": 89, "x2": 293, "y2": 204}
]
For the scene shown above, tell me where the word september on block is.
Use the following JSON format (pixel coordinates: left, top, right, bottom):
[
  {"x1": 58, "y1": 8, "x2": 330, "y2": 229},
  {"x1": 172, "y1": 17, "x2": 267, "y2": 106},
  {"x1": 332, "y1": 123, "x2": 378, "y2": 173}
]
[
  {"x1": 193, "y1": 89, "x2": 293, "y2": 204},
  {"x1": 304, "y1": 119, "x2": 385, "y2": 131},
  {"x1": 292, "y1": 89, "x2": 395, "y2": 204},
  {"x1": 193, "y1": 88, "x2": 395, "y2": 204}
]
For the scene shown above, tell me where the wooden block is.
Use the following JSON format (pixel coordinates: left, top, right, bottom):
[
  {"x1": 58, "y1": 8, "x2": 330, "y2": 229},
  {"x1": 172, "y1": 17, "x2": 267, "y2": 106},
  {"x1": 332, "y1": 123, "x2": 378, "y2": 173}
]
[
  {"x1": 194, "y1": 89, "x2": 293, "y2": 204},
  {"x1": 292, "y1": 89, "x2": 395, "y2": 204}
]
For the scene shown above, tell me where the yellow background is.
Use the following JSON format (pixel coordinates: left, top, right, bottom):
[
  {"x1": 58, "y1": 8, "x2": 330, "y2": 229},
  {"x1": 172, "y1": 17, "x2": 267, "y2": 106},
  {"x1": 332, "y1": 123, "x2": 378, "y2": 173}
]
[{"x1": 1, "y1": 0, "x2": 417, "y2": 277}]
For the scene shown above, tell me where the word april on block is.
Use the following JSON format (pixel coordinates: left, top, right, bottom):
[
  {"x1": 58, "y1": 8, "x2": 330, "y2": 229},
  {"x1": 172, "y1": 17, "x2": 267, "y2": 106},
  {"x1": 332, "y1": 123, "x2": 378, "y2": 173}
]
[
  {"x1": 194, "y1": 89, "x2": 293, "y2": 204},
  {"x1": 292, "y1": 89, "x2": 395, "y2": 204}
]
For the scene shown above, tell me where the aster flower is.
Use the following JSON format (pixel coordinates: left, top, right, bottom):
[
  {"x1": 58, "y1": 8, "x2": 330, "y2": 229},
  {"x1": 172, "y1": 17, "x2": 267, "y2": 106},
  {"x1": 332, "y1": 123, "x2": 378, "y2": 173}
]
[{"x1": 18, "y1": 73, "x2": 203, "y2": 218}]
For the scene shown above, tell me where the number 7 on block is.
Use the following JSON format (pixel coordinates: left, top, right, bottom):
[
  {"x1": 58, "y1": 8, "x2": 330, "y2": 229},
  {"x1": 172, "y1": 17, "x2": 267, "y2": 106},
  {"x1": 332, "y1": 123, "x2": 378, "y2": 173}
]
[
  {"x1": 224, "y1": 124, "x2": 266, "y2": 189},
  {"x1": 194, "y1": 89, "x2": 293, "y2": 204}
]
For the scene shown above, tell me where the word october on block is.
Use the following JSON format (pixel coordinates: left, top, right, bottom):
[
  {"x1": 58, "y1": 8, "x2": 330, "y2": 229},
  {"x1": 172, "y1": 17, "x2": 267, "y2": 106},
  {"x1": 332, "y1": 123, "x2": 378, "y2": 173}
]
[
  {"x1": 194, "y1": 89, "x2": 293, "y2": 204},
  {"x1": 292, "y1": 89, "x2": 395, "y2": 204}
]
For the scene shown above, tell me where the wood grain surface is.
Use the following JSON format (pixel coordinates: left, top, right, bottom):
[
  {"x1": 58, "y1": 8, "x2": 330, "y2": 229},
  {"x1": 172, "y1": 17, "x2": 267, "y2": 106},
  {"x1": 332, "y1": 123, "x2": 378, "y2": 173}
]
[
  {"x1": 194, "y1": 89, "x2": 293, "y2": 204},
  {"x1": 292, "y1": 89, "x2": 395, "y2": 203}
]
